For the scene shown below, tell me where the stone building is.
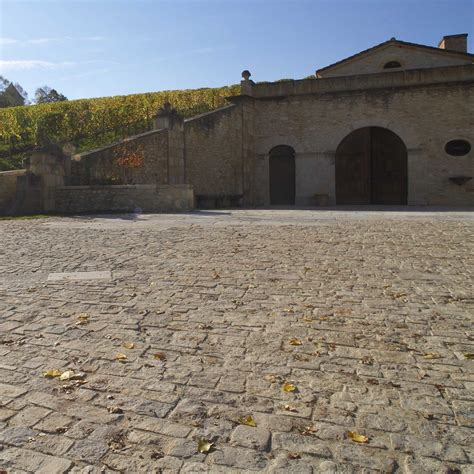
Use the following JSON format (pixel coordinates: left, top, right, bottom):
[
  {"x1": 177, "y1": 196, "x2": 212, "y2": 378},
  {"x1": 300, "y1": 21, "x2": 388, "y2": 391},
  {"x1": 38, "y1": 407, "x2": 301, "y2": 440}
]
[{"x1": 1, "y1": 33, "x2": 473, "y2": 215}]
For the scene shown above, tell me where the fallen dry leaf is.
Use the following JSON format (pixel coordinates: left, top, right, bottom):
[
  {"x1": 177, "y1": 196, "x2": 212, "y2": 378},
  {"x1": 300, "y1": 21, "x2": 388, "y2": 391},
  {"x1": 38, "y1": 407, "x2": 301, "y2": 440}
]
[
  {"x1": 115, "y1": 353, "x2": 128, "y2": 361},
  {"x1": 283, "y1": 382, "x2": 297, "y2": 393},
  {"x1": 238, "y1": 415, "x2": 257, "y2": 427},
  {"x1": 264, "y1": 374, "x2": 282, "y2": 384},
  {"x1": 288, "y1": 452, "x2": 301, "y2": 459},
  {"x1": 76, "y1": 314, "x2": 90, "y2": 326},
  {"x1": 197, "y1": 438, "x2": 214, "y2": 454},
  {"x1": 424, "y1": 352, "x2": 441, "y2": 360},
  {"x1": 107, "y1": 406, "x2": 124, "y2": 414},
  {"x1": 289, "y1": 338, "x2": 303, "y2": 346},
  {"x1": 347, "y1": 431, "x2": 369, "y2": 443},
  {"x1": 283, "y1": 404, "x2": 298, "y2": 412},
  {"x1": 43, "y1": 369, "x2": 62, "y2": 378},
  {"x1": 294, "y1": 354, "x2": 310, "y2": 361},
  {"x1": 154, "y1": 352, "x2": 167, "y2": 361},
  {"x1": 59, "y1": 370, "x2": 85, "y2": 381},
  {"x1": 123, "y1": 342, "x2": 135, "y2": 350},
  {"x1": 300, "y1": 425, "x2": 318, "y2": 436}
]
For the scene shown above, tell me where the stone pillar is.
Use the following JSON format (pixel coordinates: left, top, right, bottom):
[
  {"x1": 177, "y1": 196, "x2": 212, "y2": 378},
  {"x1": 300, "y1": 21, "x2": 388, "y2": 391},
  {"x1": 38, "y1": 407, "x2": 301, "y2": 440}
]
[
  {"x1": 27, "y1": 146, "x2": 70, "y2": 212},
  {"x1": 153, "y1": 103, "x2": 185, "y2": 184}
]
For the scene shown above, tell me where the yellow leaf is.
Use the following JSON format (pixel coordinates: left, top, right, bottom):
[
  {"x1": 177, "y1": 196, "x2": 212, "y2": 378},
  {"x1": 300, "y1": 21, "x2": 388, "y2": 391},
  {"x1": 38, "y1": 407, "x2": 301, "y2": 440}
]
[
  {"x1": 154, "y1": 352, "x2": 167, "y2": 361},
  {"x1": 123, "y1": 342, "x2": 135, "y2": 350},
  {"x1": 197, "y1": 438, "x2": 214, "y2": 453},
  {"x1": 43, "y1": 369, "x2": 62, "y2": 378},
  {"x1": 59, "y1": 370, "x2": 85, "y2": 381},
  {"x1": 463, "y1": 353, "x2": 474, "y2": 360},
  {"x1": 238, "y1": 415, "x2": 257, "y2": 427},
  {"x1": 283, "y1": 383, "x2": 297, "y2": 393},
  {"x1": 347, "y1": 431, "x2": 369, "y2": 443},
  {"x1": 289, "y1": 338, "x2": 303, "y2": 346},
  {"x1": 424, "y1": 352, "x2": 441, "y2": 360},
  {"x1": 115, "y1": 353, "x2": 127, "y2": 361},
  {"x1": 76, "y1": 313, "x2": 90, "y2": 326}
]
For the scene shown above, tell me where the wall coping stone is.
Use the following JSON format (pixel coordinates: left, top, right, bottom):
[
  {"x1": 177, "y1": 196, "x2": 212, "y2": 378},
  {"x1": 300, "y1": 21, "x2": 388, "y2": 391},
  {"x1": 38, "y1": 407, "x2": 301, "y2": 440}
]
[
  {"x1": 0, "y1": 169, "x2": 27, "y2": 177},
  {"x1": 184, "y1": 104, "x2": 237, "y2": 123},
  {"x1": 243, "y1": 64, "x2": 474, "y2": 99},
  {"x1": 73, "y1": 128, "x2": 167, "y2": 161},
  {"x1": 56, "y1": 184, "x2": 192, "y2": 191}
]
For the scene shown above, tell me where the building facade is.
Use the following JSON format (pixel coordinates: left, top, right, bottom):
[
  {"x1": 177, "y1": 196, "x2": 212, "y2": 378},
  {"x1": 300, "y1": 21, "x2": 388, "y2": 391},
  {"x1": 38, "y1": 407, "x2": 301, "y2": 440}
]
[
  {"x1": 1, "y1": 34, "x2": 473, "y2": 215},
  {"x1": 194, "y1": 33, "x2": 474, "y2": 207}
]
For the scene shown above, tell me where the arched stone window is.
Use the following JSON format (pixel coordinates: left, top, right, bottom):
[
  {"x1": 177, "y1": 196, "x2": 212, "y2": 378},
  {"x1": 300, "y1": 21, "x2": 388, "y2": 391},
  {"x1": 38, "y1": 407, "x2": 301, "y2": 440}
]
[{"x1": 383, "y1": 61, "x2": 402, "y2": 69}]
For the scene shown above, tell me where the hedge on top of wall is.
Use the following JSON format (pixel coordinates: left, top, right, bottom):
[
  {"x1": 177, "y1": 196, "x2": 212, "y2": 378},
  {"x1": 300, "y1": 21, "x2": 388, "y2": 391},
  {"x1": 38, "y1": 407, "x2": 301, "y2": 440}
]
[{"x1": 0, "y1": 84, "x2": 241, "y2": 170}]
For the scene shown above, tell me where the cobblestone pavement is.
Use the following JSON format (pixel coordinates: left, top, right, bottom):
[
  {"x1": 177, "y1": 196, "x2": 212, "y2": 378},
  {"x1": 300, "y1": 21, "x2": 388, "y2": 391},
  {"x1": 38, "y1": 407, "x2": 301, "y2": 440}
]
[{"x1": 0, "y1": 209, "x2": 473, "y2": 473}]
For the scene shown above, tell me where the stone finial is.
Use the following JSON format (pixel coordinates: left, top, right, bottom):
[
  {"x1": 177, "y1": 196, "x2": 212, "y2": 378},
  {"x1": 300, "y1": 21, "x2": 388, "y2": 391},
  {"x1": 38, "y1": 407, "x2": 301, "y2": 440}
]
[
  {"x1": 157, "y1": 101, "x2": 176, "y2": 116},
  {"x1": 153, "y1": 102, "x2": 183, "y2": 131},
  {"x1": 240, "y1": 70, "x2": 254, "y2": 96},
  {"x1": 241, "y1": 70, "x2": 251, "y2": 81}
]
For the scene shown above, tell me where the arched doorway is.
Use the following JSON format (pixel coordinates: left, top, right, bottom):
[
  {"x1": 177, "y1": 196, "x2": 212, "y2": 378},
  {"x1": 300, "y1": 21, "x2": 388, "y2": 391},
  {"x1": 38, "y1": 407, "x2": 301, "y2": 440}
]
[
  {"x1": 336, "y1": 127, "x2": 408, "y2": 205},
  {"x1": 269, "y1": 145, "x2": 296, "y2": 205}
]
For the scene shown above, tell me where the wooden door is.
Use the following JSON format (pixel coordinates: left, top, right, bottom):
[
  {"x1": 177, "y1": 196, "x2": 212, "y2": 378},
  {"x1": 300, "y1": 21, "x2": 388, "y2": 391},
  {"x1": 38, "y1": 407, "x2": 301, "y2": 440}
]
[
  {"x1": 269, "y1": 146, "x2": 295, "y2": 205},
  {"x1": 335, "y1": 128, "x2": 371, "y2": 204},
  {"x1": 336, "y1": 127, "x2": 407, "y2": 205},
  {"x1": 370, "y1": 127, "x2": 408, "y2": 204}
]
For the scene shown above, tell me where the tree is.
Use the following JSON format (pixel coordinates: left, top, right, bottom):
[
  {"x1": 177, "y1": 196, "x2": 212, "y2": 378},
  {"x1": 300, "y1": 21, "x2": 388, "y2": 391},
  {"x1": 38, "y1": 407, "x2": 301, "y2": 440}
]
[
  {"x1": 13, "y1": 82, "x2": 29, "y2": 103},
  {"x1": 35, "y1": 86, "x2": 68, "y2": 104},
  {"x1": 0, "y1": 75, "x2": 9, "y2": 92},
  {"x1": 0, "y1": 76, "x2": 26, "y2": 107}
]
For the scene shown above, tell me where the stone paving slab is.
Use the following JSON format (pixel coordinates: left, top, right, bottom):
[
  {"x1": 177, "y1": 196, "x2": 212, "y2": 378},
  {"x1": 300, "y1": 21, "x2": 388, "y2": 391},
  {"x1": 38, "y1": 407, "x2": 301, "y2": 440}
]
[{"x1": 0, "y1": 209, "x2": 473, "y2": 472}]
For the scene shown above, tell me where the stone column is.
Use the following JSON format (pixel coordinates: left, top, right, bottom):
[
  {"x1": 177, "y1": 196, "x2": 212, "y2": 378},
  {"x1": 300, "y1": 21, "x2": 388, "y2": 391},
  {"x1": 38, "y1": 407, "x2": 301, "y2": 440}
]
[
  {"x1": 153, "y1": 103, "x2": 185, "y2": 184},
  {"x1": 27, "y1": 146, "x2": 70, "y2": 212},
  {"x1": 239, "y1": 71, "x2": 257, "y2": 205}
]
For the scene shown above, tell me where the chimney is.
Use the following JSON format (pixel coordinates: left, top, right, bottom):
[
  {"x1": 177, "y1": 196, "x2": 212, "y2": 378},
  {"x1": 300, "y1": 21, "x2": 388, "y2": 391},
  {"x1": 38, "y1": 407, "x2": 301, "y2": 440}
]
[{"x1": 438, "y1": 34, "x2": 468, "y2": 53}]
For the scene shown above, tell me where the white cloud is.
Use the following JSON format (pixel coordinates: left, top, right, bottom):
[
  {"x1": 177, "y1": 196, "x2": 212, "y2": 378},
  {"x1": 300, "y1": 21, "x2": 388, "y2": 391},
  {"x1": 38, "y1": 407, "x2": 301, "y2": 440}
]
[
  {"x1": 0, "y1": 60, "x2": 77, "y2": 71},
  {"x1": 0, "y1": 38, "x2": 18, "y2": 45},
  {"x1": 57, "y1": 67, "x2": 113, "y2": 81},
  {"x1": 0, "y1": 36, "x2": 106, "y2": 46}
]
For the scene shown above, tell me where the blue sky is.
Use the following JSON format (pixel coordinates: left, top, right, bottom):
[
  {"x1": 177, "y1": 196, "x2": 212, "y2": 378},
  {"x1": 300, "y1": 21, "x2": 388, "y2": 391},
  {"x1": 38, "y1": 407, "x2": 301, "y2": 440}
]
[{"x1": 0, "y1": 0, "x2": 473, "y2": 101}]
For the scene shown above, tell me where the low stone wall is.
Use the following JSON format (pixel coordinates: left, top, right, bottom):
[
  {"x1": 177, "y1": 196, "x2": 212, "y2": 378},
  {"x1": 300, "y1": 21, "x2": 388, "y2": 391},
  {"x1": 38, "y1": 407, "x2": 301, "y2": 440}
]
[
  {"x1": 54, "y1": 184, "x2": 194, "y2": 214},
  {"x1": 0, "y1": 170, "x2": 27, "y2": 213},
  {"x1": 71, "y1": 129, "x2": 170, "y2": 185}
]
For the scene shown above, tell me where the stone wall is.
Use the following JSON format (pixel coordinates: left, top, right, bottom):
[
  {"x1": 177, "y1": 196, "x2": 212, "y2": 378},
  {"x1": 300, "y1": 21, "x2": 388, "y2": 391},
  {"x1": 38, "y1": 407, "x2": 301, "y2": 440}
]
[
  {"x1": 0, "y1": 170, "x2": 27, "y2": 213},
  {"x1": 54, "y1": 184, "x2": 194, "y2": 214},
  {"x1": 71, "y1": 129, "x2": 169, "y2": 185},
  {"x1": 250, "y1": 80, "x2": 474, "y2": 206},
  {"x1": 185, "y1": 105, "x2": 243, "y2": 198}
]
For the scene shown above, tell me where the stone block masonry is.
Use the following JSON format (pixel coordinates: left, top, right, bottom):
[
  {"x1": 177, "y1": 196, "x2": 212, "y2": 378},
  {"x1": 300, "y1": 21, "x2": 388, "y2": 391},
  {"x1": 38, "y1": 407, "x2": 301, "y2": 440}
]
[
  {"x1": 0, "y1": 169, "x2": 27, "y2": 212},
  {"x1": 54, "y1": 184, "x2": 194, "y2": 214}
]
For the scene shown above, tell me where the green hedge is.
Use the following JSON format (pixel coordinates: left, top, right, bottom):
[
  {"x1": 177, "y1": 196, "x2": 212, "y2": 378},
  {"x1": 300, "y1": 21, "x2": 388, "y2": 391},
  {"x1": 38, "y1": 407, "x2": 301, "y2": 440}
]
[{"x1": 0, "y1": 84, "x2": 241, "y2": 170}]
